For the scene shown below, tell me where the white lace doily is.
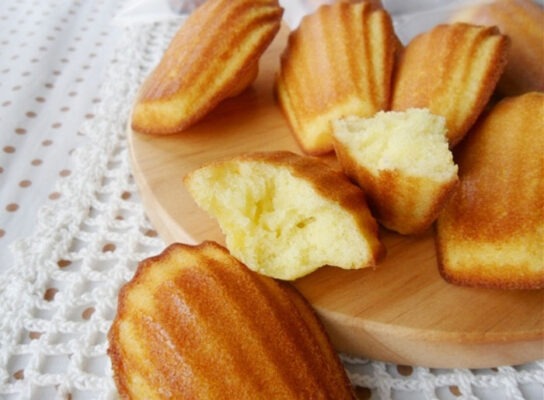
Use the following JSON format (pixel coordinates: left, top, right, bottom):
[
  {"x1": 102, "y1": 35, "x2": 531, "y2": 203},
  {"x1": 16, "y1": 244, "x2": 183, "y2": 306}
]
[{"x1": 0, "y1": 16, "x2": 542, "y2": 400}]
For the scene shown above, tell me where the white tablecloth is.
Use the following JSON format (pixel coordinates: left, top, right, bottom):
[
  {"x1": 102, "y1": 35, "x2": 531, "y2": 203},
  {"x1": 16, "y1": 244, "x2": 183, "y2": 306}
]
[{"x1": 0, "y1": 0, "x2": 542, "y2": 399}]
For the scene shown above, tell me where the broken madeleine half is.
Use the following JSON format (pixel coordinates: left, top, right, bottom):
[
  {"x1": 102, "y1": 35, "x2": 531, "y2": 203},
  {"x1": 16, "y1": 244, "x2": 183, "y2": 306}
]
[
  {"x1": 333, "y1": 108, "x2": 458, "y2": 235},
  {"x1": 184, "y1": 151, "x2": 384, "y2": 280},
  {"x1": 131, "y1": 0, "x2": 283, "y2": 135}
]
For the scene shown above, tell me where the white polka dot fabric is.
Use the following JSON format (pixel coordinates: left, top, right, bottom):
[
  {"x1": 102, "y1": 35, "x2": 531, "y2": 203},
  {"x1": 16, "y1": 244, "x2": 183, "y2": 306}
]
[
  {"x1": 0, "y1": 1, "x2": 542, "y2": 399},
  {"x1": 0, "y1": 0, "x2": 121, "y2": 271}
]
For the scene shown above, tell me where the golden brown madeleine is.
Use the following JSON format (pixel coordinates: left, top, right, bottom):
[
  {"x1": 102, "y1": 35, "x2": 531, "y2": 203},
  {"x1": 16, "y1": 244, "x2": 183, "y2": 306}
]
[
  {"x1": 131, "y1": 0, "x2": 283, "y2": 135},
  {"x1": 436, "y1": 92, "x2": 544, "y2": 289},
  {"x1": 450, "y1": 0, "x2": 544, "y2": 96},
  {"x1": 184, "y1": 151, "x2": 384, "y2": 280},
  {"x1": 276, "y1": 1, "x2": 398, "y2": 155},
  {"x1": 391, "y1": 23, "x2": 509, "y2": 146},
  {"x1": 108, "y1": 241, "x2": 356, "y2": 399}
]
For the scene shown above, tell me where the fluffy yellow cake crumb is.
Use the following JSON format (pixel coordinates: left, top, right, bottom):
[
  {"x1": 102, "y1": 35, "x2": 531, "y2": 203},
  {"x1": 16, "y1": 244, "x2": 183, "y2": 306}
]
[
  {"x1": 333, "y1": 108, "x2": 458, "y2": 234},
  {"x1": 185, "y1": 152, "x2": 384, "y2": 280}
]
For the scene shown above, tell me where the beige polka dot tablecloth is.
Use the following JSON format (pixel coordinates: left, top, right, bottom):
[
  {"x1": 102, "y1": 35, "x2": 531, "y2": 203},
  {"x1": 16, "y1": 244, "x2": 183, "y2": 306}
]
[
  {"x1": 0, "y1": 0, "x2": 123, "y2": 272},
  {"x1": 0, "y1": 0, "x2": 542, "y2": 399}
]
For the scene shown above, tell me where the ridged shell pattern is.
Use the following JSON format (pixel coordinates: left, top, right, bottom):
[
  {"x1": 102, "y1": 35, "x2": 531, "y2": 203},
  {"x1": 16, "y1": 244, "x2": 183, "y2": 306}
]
[
  {"x1": 132, "y1": 0, "x2": 283, "y2": 134},
  {"x1": 108, "y1": 242, "x2": 355, "y2": 399},
  {"x1": 392, "y1": 23, "x2": 509, "y2": 146},
  {"x1": 276, "y1": 2, "x2": 397, "y2": 155},
  {"x1": 450, "y1": 0, "x2": 544, "y2": 96}
]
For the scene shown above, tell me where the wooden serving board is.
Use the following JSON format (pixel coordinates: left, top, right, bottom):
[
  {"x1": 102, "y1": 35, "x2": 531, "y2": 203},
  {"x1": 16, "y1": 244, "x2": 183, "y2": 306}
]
[{"x1": 128, "y1": 26, "x2": 543, "y2": 369}]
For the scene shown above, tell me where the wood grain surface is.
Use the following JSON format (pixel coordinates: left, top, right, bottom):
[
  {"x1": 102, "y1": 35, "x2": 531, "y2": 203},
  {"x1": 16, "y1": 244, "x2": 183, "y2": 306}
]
[{"x1": 128, "y1": 26, "x2": 543, "y2": 368}]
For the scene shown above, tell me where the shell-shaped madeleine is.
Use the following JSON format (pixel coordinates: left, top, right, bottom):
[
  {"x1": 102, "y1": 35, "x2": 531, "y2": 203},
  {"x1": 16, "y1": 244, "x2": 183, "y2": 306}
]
[
  {"x1": 450, "y1": 0, "x2": 544, "y2": 96},
  {"x1": 131, "y1": 0, "x2": 283, "y2": 135},
  {"x1": 276, "y1": 2, "x2": 398, "y2": 155},
  {"x1": 391, "y1": 23, "x2": 509, "y2": 146},
  {"x1": 108, "y1": 241, "x2": 355, "y2": 399},
  {"x1": 436, "y1": 92, "x2": 544, "y2": 289}
]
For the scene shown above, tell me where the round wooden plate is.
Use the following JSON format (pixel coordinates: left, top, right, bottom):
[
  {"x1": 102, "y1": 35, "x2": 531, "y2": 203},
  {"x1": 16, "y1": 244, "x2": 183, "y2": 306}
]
[{"x1": 128, "y1": 26, "x2": 543, "y2": 369}]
